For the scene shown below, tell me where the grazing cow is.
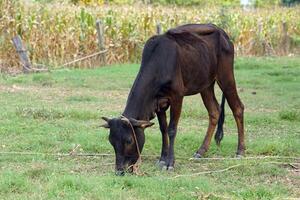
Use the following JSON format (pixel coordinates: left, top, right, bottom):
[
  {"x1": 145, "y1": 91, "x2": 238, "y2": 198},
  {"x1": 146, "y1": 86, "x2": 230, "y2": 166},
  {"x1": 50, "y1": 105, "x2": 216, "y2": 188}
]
[{"x1": 101, "y1": 24, "x2": 245, "y2": 176}]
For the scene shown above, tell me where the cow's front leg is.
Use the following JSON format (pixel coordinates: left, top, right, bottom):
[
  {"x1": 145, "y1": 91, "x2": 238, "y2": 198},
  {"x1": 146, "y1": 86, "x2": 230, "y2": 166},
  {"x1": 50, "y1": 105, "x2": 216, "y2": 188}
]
[
  {"x1": 156, "y1": 110, "x2": 169, "y2": 168},
  {"x1": 164, "y1": 97, "x2": 183, "y2": 171}
]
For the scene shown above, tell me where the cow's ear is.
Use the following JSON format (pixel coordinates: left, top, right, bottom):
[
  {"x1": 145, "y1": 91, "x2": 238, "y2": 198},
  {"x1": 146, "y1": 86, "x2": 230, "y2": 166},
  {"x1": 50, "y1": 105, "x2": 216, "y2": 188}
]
[
  {"x1": 100, "y1": 117, "x2": 111, "y2": 129},
  {"x1": 129, "y1": 118, "x2": 154, "y2": 129}
]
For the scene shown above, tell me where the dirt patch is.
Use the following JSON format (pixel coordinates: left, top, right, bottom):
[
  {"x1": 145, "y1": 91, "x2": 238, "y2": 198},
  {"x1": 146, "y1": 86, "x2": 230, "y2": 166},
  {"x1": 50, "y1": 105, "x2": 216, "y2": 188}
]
[
  {"x1": 288, "y1": 163, "x2": 300, "y2": 177},
  {"x1": 0, "y1": 85, "x2": 30, "y2": 93}
]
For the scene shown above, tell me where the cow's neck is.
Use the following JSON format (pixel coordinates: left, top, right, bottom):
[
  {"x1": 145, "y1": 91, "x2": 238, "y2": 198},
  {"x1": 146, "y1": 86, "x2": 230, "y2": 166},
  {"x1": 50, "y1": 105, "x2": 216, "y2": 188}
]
[{"x1": 122, "y1": 71, "x2": 157, "y2": 121}]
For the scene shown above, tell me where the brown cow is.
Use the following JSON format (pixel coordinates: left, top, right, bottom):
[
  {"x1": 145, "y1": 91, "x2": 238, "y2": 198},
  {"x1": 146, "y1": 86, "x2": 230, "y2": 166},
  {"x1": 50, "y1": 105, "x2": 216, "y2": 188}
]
[{"x1": 102, "y1": 24, "x2": 245, "y2": 175}]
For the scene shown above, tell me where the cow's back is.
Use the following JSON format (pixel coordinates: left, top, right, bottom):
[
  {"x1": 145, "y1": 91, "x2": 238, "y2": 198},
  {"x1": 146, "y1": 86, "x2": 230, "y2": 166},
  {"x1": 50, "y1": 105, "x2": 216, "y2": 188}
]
[
  {"x1": 173, "y1": 23, "x2": 233, "y2": 54},
  {"x1": 165, "y1": 24, "x2": 233, "y2": 95}
]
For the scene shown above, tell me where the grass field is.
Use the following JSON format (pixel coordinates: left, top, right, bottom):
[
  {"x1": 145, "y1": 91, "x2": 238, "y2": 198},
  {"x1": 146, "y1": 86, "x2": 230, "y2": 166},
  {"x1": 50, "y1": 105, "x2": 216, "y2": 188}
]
[{"x1": 0, "y1": 57, "x2": 299, "y2": 199}]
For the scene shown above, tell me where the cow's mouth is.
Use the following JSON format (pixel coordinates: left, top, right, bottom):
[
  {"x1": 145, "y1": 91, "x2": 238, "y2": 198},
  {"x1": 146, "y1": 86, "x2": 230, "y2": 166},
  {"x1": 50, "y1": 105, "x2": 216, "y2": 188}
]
[
  {"x1": 115, "y1": 170, "x2": 125, "y2": 176},
  {"x1": 115, "y1": 156, "x2": 138, "y2": 176}
]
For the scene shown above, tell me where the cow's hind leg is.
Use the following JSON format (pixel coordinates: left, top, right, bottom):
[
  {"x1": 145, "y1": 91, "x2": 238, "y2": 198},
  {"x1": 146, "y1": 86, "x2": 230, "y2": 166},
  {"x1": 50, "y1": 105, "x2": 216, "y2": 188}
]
[
  {"x1": 156, "y1": 110, "x2": 169, "y2": 168},
  {"x1": 194, "y1": 84, "x2": 220, "y2": 158},
  {"x1": 220, "y1": 85, "x2": 245, "y2": 156},
  {"x1": 217, "y1": 55, "x2": 245, "y2": 156}
]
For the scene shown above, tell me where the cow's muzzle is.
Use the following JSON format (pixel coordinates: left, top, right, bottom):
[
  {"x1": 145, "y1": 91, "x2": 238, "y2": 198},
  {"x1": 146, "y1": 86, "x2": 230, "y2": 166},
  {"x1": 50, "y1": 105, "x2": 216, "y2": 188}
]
[{"x1": 115, "y1": 170, "x2": 125, "y2": 176}]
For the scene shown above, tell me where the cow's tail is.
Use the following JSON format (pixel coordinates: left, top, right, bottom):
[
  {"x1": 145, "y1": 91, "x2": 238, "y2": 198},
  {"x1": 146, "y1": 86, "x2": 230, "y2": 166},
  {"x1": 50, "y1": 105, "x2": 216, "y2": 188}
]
[{"x1": 215, "y1": 93, "x2": 226, "y2": 146}]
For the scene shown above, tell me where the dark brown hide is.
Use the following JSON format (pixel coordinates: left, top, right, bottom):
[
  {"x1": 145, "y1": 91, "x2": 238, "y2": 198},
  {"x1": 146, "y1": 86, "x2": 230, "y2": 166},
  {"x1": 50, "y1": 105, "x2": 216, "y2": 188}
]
[{"x1": 103, "y1": 23, "x2": 245, "y2": 174}]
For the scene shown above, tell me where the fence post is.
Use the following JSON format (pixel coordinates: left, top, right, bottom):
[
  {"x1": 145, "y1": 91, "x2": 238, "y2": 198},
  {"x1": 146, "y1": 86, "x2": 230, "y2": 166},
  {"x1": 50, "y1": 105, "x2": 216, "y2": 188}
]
[
  {"x1": 12, "y1": 35, "x2": 31, "y2": 73},
  {"x1": 156, "y1": 22, "x2": 162, "y2": 35},
  {"x1": 281, "y1": 22, "x2": 289, "y2": 55},
  {"x1": 96, "y1": 19, "x2": 106, "y2": 65},
  {"x1": 257, "y1": 20, "x2": 265, "y2": 55}
]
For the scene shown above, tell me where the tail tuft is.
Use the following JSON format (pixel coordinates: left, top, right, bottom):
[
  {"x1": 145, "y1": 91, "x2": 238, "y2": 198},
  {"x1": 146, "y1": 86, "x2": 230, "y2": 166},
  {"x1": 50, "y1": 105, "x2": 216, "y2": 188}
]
[{"x1": 215, "y1": 94, "x2": 226, "y2": 146}]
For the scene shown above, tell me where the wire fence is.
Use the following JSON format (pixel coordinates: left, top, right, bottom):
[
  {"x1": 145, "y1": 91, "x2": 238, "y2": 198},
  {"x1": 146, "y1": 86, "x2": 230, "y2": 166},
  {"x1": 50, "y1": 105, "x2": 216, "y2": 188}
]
[{"x1": 0, "y1": 151, "x2": 299, "y2": 161}]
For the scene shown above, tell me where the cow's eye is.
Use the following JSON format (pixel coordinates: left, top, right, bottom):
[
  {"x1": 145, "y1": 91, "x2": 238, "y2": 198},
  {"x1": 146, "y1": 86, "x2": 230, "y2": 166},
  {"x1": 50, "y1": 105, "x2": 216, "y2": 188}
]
[{"x1": 125, "y1": 138, "x2": 133, "y2": 145}]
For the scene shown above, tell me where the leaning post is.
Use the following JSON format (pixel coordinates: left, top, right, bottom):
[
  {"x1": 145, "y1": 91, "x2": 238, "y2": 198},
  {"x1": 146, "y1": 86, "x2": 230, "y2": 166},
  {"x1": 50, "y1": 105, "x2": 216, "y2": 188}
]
[{"x1": 12, "y1": 35, "x2": 32, "y2": 73}]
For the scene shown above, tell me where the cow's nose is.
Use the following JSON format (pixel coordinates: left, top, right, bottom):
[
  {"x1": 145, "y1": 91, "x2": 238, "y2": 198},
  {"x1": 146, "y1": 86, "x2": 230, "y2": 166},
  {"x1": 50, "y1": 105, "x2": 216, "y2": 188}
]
[{"x1": 115, "y1": 170, "x2": 125, "y2": 176}]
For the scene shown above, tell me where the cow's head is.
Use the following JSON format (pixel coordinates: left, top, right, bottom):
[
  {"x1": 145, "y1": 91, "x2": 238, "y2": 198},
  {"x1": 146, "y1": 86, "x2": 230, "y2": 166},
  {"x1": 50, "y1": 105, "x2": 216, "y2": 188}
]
[{"x1": 101, "y1": 116, "x2": 154, "y2": 176}]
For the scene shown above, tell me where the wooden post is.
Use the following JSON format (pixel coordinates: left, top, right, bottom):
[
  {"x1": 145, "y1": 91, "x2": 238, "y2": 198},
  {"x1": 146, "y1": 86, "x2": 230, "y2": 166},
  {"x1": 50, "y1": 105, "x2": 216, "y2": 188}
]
[
  {"x1": 220, "y1": 7, "x2": 226, "y2": 29},
  {"x1": 156, "y1": 22, "x2": 162, "y2": 35},
  {"x1": 12, "y1": 35, "x2": 31, "y2": 73},
  {"x1": 281, "y1": 22, "x2": 289, "y2": 55},
  {"x1": 258, "y1": 21, "x2": 264, "y2": 55},
  {"x1": 96, "y1": 19, "x2": 106, "y2": 65},
  {"x1": 258, "y1": 21, "x2": 262, "y2": 35}
]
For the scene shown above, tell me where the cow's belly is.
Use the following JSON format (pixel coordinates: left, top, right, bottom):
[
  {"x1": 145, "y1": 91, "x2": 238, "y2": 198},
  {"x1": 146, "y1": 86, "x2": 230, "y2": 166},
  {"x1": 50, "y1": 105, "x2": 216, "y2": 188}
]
[
  {"x1": 181, "y1": 68, "x2": 215, "y2": 96},
  {"x1": 183, "y1": 80, "x2": 213, "y2": 96},
  {"x1": 180, "y1": 61, "x2": 217, "y2": 96}
]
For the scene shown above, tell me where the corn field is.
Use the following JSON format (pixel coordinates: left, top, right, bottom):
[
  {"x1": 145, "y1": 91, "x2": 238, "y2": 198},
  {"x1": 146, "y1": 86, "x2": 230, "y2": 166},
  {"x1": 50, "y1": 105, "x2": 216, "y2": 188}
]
[{"x1": 0, "y1": 0, "x2": 300, "y2": 71}]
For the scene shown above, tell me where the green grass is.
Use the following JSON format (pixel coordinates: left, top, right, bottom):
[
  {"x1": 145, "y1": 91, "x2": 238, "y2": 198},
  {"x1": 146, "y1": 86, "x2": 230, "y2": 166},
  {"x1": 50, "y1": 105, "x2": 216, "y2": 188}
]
[{"x1": 0, "y1": 57, "x2": 300, "y2": 199}]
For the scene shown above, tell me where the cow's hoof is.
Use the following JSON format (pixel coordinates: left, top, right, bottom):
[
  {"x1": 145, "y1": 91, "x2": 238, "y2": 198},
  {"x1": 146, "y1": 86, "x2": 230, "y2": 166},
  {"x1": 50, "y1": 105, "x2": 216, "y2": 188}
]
[
  {"x1": 156, "y1": 160, "x2": 166, "y2": 169},
  {"x1": 236, "y1": 154, "x2": 244, "y2": 159},
  {"x1": 236, "y1": 150, "x2": 245, "y2": 158},
  {"x1": 167, "y1": 166, "x2": 174, "y2": 171},
  {"x1": 193, "y1": 153, "x2": 202, "y2": 159},
  {"x1": 162, "y1": 165, "x2": 174, "y2": 171}
]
